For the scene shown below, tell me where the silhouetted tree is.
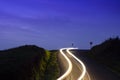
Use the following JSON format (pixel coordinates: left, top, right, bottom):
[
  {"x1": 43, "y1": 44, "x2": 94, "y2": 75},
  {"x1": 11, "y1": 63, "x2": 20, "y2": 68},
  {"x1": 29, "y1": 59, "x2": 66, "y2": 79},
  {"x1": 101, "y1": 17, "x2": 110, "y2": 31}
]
[{"x1": 90, "y1": 41, "x2": 93, "y2": 48}]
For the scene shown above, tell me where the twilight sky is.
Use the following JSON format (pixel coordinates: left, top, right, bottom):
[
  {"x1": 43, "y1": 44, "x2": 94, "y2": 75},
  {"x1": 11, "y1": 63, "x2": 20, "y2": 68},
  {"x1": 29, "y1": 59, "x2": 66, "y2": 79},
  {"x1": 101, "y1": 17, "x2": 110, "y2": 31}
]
[{"x1": 0, "y1": 0, "x2": 120, "y2": 50}]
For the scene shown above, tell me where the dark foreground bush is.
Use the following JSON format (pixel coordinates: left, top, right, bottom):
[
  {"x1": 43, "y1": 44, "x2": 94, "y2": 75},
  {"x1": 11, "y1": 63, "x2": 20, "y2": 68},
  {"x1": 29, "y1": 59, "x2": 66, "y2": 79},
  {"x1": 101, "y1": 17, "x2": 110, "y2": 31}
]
[{"x1": 0, "y1": 45, "x2": 60, "y2": 80}]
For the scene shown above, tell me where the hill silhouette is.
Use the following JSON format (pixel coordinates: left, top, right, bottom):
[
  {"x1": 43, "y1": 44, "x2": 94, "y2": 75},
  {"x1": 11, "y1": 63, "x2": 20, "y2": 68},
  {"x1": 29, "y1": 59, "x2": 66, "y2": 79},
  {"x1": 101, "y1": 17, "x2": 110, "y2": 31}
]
[
  {"x1": 0, "y1": 45, "x2": 59, "y2": 80},
  {"x1": 90, "y1": 37, "x2": 120, "y2": 75}
]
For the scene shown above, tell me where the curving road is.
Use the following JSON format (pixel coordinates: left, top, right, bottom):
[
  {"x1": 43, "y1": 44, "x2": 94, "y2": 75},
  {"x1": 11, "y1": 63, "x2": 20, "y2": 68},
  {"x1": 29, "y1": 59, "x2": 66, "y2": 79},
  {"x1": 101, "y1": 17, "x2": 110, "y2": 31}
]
[
  {"x1": 73, "y1": 50, "x2": 120, "y2": 80},
  {"x1": 57, "y1": 48, "x2": 91, "y2": 80}
]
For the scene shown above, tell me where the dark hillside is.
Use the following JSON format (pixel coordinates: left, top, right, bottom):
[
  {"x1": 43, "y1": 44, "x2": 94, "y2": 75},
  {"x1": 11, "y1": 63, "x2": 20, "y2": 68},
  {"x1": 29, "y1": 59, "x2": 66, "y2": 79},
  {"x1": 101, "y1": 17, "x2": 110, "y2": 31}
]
[
  {"x1": 90, "y1": 37, "x2": 120, "y2": 75},
  {"x1": 0, "y1": 45, "x2": 46, "y2": 80}
]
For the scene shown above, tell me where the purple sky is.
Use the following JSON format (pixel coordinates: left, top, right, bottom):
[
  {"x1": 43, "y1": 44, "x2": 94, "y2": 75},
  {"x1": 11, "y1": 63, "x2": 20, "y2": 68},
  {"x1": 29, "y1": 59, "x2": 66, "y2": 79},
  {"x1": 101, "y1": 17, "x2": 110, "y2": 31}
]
[{"x1": 0, "y1": 0, "x2": 120, "y2": 50}]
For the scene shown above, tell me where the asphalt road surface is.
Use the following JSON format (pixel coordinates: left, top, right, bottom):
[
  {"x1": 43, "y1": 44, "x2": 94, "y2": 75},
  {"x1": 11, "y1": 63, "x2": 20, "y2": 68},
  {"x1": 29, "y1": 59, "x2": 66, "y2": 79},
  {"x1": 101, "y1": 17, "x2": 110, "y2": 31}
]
[
  {"x1": 72, "y1": 50, "x2": 120, "y2": 80},
  {"x1": 57, "y1": 48, "x2": 90, "y2": 80}
]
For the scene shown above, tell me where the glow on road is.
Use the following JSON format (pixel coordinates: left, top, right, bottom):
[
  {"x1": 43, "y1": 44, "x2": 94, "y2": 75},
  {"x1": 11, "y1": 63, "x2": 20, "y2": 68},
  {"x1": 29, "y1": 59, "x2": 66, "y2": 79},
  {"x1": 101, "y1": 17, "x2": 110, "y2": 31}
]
[
  {"x1": 57, "y1": 48, "x2": 73, "y2": 80},
  {"x1": 66, "y1": 48, "x2": 86, "y2": 80},
  {"x1": 57, "y1": 48, "x2": 88, "y2": 80}
]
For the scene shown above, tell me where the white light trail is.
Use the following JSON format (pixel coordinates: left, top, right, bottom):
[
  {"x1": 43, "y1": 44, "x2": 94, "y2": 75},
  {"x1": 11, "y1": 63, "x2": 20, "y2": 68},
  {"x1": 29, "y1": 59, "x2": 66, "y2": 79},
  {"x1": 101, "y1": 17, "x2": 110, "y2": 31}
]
[
  {"x1": 57, "y1": 48, "x2": 73, "y2": 80},
  {"x1": 57, "y1": 48, "x2": 87, "y2": 80},
  {"x1": 66, "y1": 48, "x2": 87, "y2": 80}
]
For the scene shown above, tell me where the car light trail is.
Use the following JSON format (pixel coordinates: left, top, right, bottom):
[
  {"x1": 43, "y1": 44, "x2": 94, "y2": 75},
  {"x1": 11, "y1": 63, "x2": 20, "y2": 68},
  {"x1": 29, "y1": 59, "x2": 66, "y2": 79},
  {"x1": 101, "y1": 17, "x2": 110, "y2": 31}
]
[
  {"x1": 57, "y1": 48, "x2": 89, "y2": 80},
  {"x1": 66, "y1": 48, "x2": 87, "y2": 80},
  {"x1": 57, "y1": 48, "x2": 73, "y2": 80}
]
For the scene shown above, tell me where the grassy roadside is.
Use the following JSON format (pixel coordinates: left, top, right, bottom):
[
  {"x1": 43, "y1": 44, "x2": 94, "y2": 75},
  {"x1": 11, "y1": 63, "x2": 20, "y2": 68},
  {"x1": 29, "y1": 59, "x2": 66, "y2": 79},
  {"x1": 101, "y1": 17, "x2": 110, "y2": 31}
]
[
  {"x1": 0, "y1": 45, "x2": 60, "y2": 80},
  {"x1": 32, "y1": 50, "x2": 60, "y2": 80},
  {"x1": 87, "y1": 37, "x2": 120, "y2": 76},
  {"x1": 44, "y1": 50, "x2": 60, "y2": 80},
  {"x1": 28, "y1": 49, "x2": 60, "y2": 80}
]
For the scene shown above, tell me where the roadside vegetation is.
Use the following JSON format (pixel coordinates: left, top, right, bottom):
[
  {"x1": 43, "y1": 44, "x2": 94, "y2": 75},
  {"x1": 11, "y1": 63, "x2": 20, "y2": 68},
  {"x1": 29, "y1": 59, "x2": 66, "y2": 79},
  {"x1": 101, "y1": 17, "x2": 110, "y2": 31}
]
[
  {"x1": 44, "y1": 50, "x2": 60, "y2": 80},
  {"x1": 88, "y1": 37, "x2": 120, "y2": 76},
  {"x1": 0, "y1": 45, "x2": 60, "y2": 80}
]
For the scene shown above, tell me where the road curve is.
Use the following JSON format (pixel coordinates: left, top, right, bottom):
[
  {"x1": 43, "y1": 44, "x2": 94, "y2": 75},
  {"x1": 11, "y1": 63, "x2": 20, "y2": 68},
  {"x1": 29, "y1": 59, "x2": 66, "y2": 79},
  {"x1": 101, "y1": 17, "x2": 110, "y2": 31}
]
[
  {"x1": 66, "y1": 48, "x2": 86, "y2": 80},
  {"x1": 57, "y1": 48, "x2": 91, "y2": 80},
  {"x1": 57, "y1": 48, "x2": 72, "y2": 80}
]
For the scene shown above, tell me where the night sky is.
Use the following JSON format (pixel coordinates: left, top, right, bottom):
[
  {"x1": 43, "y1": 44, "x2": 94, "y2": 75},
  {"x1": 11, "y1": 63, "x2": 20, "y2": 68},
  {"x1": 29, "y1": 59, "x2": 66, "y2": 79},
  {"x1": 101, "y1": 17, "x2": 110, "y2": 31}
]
[{"x1": 0, "y1": 0, "x2": 120, "y2": 50}]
